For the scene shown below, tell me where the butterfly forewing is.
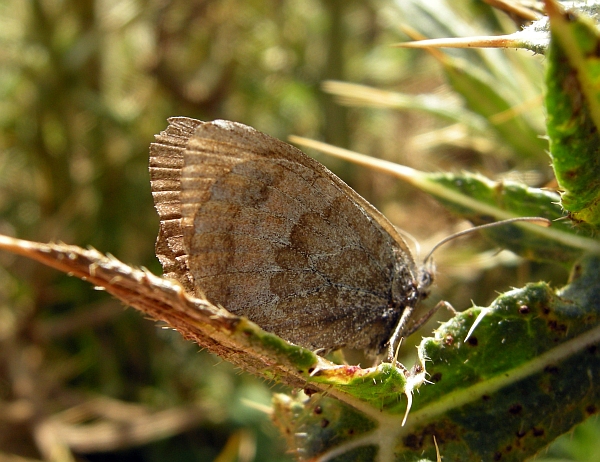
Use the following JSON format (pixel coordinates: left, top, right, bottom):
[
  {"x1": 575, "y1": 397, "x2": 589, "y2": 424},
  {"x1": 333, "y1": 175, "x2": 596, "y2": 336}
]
[{"x1": 150, "y1": 118, "x2": 420, "y2": 354}]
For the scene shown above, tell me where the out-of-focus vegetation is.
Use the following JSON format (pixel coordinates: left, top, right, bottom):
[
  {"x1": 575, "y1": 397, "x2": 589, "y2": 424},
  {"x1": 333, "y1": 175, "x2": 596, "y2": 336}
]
[
  {"x1": 1, "y1": 0, "x2": 598, "y2": 460},
  {"x1": 0, "y1": 1, "x2": 437, "y2": 460}
]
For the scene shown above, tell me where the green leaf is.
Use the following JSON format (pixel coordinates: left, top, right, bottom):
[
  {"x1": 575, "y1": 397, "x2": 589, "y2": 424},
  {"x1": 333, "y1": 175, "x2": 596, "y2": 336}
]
[
  {"x1": 394, "y1": 0, "x2": 547, "y2": 160},
  {"x1": 6, "y1": 219, "x2": 600, "y2": 461},
  {"x1": 422, "y1": 171, "x2": 594, "y2": 265},
  {"x1": 322, "y1": 80, "x2": 490, "y2": 134},
  {"x1": 272, "y1": 255, "x2": 600, "y2": 461},
  {"x1": 545, "y1": 0, "x2": 600, "y2": 229},
  {"x1": 440, "y1": 56, "x2": 547, "y2": 160},
  {"x1": 289, "y1": 137, "x2": 600, "y2": 266}
]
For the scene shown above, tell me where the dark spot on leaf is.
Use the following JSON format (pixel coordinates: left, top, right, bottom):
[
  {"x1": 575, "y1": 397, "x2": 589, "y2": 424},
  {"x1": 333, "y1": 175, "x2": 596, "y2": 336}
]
[
  {"x1": 348, "y1": 428, "x2": 355, "y2": 435},
  {"x1": 444, "y1": 334, "x2": 454, "y2": 345},
  {"x1": 313, "y1": 405, "x2": 322, "y2": 415},
  {"x1": 482, "y1": 395, "x2": 491, "y2": 401},
  {"x1": 518, "y1": 305, "x2": 530, "y2": 315},
  {"x1": 516, "y1": 429, "x2": 527, "y2": 438},
  {"x1": 509, "y1": 404, "x2": 523, "y2": 415},
  {"x1": 430, "y1": 372, "x2": 442, "y2": 383},
  {"x1": 304, "y1": 386, "x2": 317, "y2": 396},
  {"x1": 307, "y1": 367, "x2": 315, "y2": 375},
  {"x1": 320, "y1": 419, "x2": 330, "y2": 428},
  {"x1": 563, "y1": 168, "x2": 578, "y2": 180},
  {"x1": 493, "y1": 451, "x2": 502, "y2": 460},
  {"x1": 505, "y1": 445, "x2": 512, "y2": 452},
  {"x1": 547, "y1": 320, "x2": 567, "y2": 333},
  {"x1": 467, "y1": 336, "x2": 478, "y2": 346},
  {"x1": 544, "y1": 365, "x2": 559, "y2": 374},
  {"x1": 586, "y1": 405, "x2": 597, "y2": 415},
  {"x1": 533, "y1": 427, "x2": 544, "y2": 437},
  {"x1": 542, "y1": 307, "x2": 550, "y2": 315},
  {"x1": 404, "y1": 433, "x2": 422, "y2": 450},
  {"x1": 588, "y1": 345, "x2": 598, "y2": 355}
]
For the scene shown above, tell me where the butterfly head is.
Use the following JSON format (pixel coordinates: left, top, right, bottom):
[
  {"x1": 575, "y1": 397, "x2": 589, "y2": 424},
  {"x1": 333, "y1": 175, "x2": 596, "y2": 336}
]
[{"x1": 417, "y1": 259, "x2": 435, "y2": 301}]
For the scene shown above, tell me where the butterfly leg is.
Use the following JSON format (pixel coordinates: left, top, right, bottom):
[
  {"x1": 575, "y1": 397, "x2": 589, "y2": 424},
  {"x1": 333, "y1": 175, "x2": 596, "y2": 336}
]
[
  {"x1": 387, "y1": 300, "x2": 456, "y2": 361},
  {"x1": 387, "y1": 304, "x2": 417, "y2": 362},
  {"x1": 405, "y1": 300, "x2": 456, "y2": 337}
]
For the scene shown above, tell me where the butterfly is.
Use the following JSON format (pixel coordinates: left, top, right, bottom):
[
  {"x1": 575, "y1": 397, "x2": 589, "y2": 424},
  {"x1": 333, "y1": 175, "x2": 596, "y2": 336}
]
[{"x1": 149, "y1": 118, "x2": 432, "y2": 357}]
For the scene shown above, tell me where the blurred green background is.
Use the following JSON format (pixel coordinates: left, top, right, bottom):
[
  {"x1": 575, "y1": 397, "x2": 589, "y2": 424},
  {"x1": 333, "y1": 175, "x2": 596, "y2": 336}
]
[{"x1": 0, "y1": 0, "x2": 597, "y2": 460}]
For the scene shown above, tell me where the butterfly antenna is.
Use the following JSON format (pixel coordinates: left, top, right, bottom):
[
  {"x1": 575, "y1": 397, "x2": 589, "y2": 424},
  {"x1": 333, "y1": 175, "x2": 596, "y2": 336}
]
[{"x1": 422, "y1": 216, "x2": 552, "y2": 266}]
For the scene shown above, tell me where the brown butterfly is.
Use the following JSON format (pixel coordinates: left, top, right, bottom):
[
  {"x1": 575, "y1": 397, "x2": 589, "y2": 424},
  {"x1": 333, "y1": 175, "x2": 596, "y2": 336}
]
[{"x1": 149, "y1": 118, "x2": 432, "y2": 357}]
